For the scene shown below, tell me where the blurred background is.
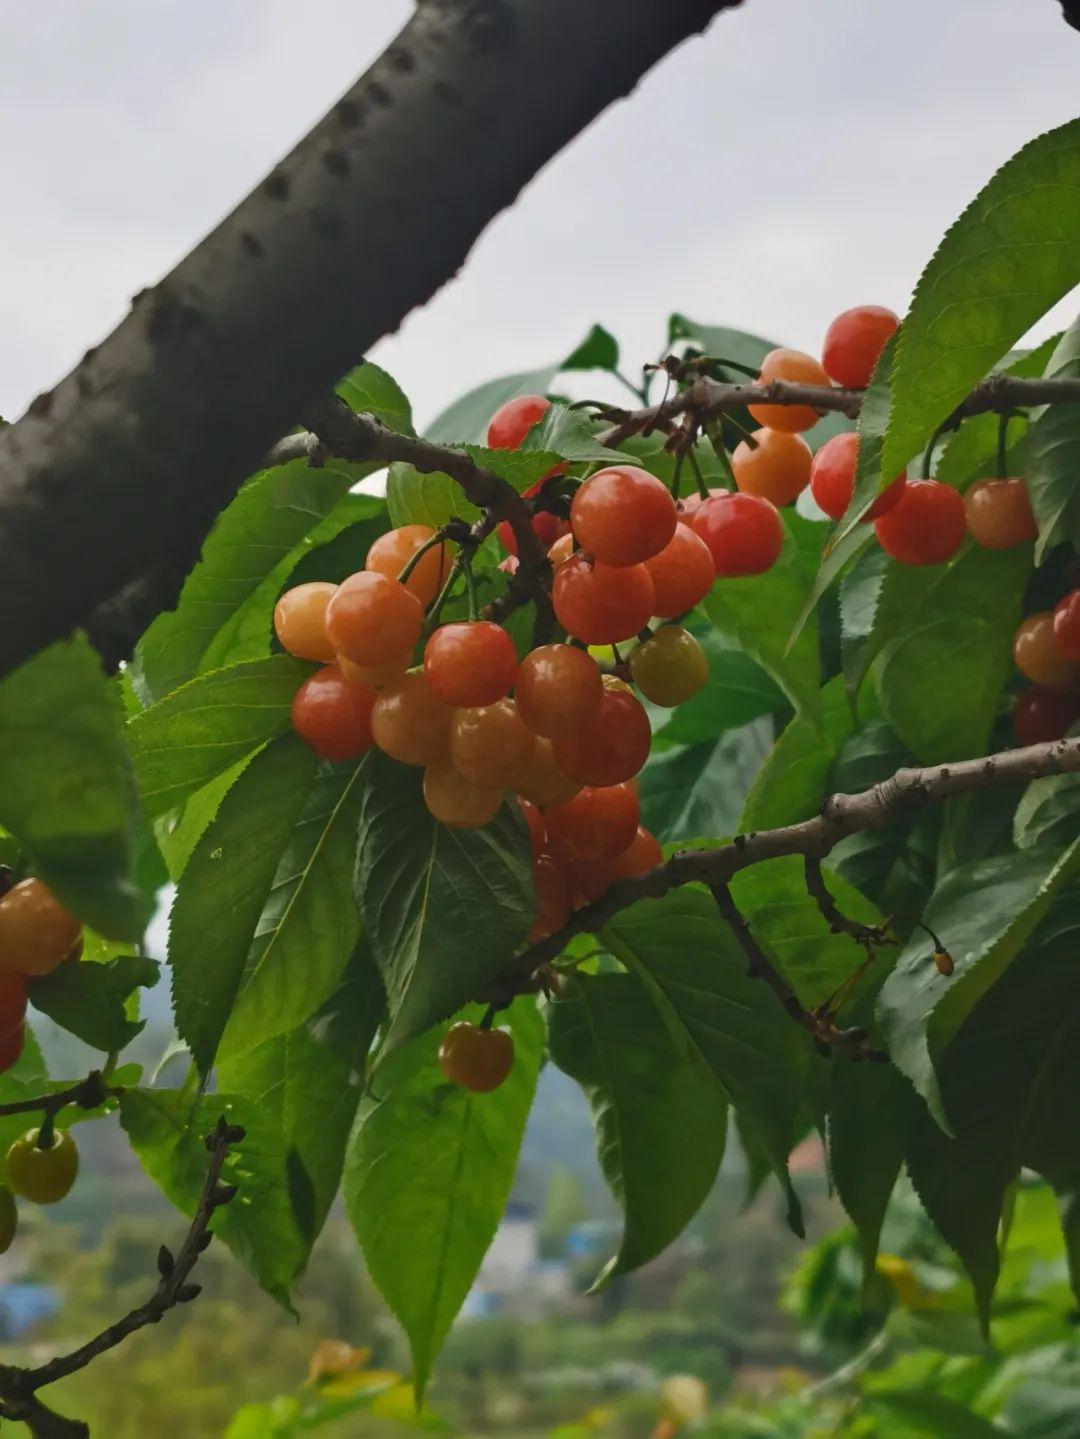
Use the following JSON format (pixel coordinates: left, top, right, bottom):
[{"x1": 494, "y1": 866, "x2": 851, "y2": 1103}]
[{"x1": 1, "y1": 3, "x2": 1078, "y2": 1436}]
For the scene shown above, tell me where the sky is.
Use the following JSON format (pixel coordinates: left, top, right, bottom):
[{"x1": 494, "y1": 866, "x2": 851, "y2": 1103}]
[{"x1": 1, "y1": 1, "x2": 1078, "y2": 429}]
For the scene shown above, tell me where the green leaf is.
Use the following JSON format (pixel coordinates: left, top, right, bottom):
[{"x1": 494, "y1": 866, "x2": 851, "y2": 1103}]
[
  {"x1": 705, "y1": 522, "x2": 822, "y2": 722},
  {"x1": 603, "y1": 889, "x2": 810, "y2": 1235},
  {"x1": 218, "y1": 756, "x2": 371, "y2": 1061},
  {"x1": 169, "y1": 734, "x2": 317, "y2": 1074},
  {"x1": 829, "y1": 1058, "x2": 912, "y2": 1284},
  {"x1": 877, "y1": 840, "x2": 1080, "y2": 1128},
  {"x1": 739, "y1": 677, "x2": 851, "y2": 831},
  {"x1": 515, "y1": 401, "x2": 626, "y2": 464},
  {"x1": 355, "y1": 753, "x2": 532, "y2": 1055},
  {"x1": 129, "y1": 656, "x2": 311, "y2": 818},
  {"x1": 561, "y1": 323, "x2": 620, "y2": 373},
  {"x1": 834, "y1": 331, "x2": 900, "y2": 544},
  {"x1": 120, "y1": 1089, "x2": 308, "y2": 1308},
  {"x1": 386, "y1": 460, "x2": 482, "y2": 530},
  {"x1": 882, "y1": 117, "x2": 1080, "y2": 483},
  {"x1": 876, "y1": 545, "x2": 1029, "y2": 763},
  {"x1": 345, "y1": 998, "x2": 543, "y2": 1397},
  {"x1": 547, "y1": 970, "x2": 727, "y2": 1282},
  {"x1": 335, "y1": 359, "x2": 415, "y2": 433},
  {"x1": 867, "y1": 1391, "x2": 1003, "y2": 1438},
  {"x1": 425, "y1": 368, "x2": 560, "y2": 444},
  {"x1": 155, "y1": 756, "x2": 254, "y2": 881},
  {"x1": 0, "y1": 637, "x2": 145, "y2": 939},
  {"x1": 667, "y1": 314, "x2": 777, "y2": 371},
  {"x1": 133, "y1": 461, "x2": 365, "y2": 703},
  {"x1": 29, "y1": 953, "x2": 159, "y2": 1053},
  {"x1": 1029, "y1": 316, "x2": 1080, "y2": 561},
  {"x1": 787, "y1": 526, "x2": 874, "y2": 655},
  {"x1": 1014, "y1": 772, "x2": 1080, "y2": 850},
  {"x1": 218, "y1": 945, "x2": 384, "y2": 1250},
  {"x1": 839, "y1": 548, "x2": 937, "y2": 714},
  {"x1": 640, "y1": 721, "x2": 773, "y2": 845}
]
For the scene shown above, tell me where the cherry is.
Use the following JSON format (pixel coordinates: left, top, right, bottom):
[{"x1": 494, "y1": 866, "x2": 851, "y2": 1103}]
[
  {"x1": 1053, "y1": 589, "x2": 1080, "y2": 662},
  {"x1": 548, "y1": 533, "x2": 575, "y2": 568},
  {"x1": 748, "y1": 349, "x2": 831, "y2": 433},
  {"x1": 674, "y1": 489, "x2": 724, "y2": 525},
  {"x1": 487, "y1": 394, "x2": 550, "y2": 451},
  {"x1": 517, "y1": 799, "x2": 547, "y2": 857},
  {"x1": 570, "y1": 465, "x2": 677, "y2": 567},
  {"x1": 1012, "y1": 686, "x2": 1080, "y2": 746},
  {"x1": 630, "y1": 626, "x2": 709, "y2": 707},
  {"x1": 529, "y1": 850, "x2": 574, "y2": 942},
  {"x1": 337, "y1": 652, "x2": 410, "y2": 689},
  {"x1": 450, "y1": 698, "x2": 535, "y2": 788},
  {"x1": 438, "y1": 1021, "x2": 514, "y2": 1092},
  {"x1": 515, "y1": 644, "x2": 603, "y2": 740},
  {"x1": 644, "y1": 525, "x2": 715, "y2": 615},
  {"x1": 553, "y1": 554, "x2": 656, "y2": 645},
  {"x1": 1013, "y1": 612, "x2": 1080, "y2": 689},
  {"x1": 497, "y1": 477, "x2": 571, "y2": 556},
  {"x1": 6, "y1": 1128, "x2": 79, "y2": 1205},
  {"x1": 423, "y1": 766, "x2": 502, "y2": 829},
  {"x1": 366, "y1": 525, "x2": 454, "y2": 607},
  {"x1": 553, "y1": 687, "x2": 651, "y2": 787},
  {"x1": 424, "y1": 621, "x2": 518, "y2": 707},
  {"x1": 516, "y1": 738, "x2": 582, "y2": 809},
  {"x1": 873, "y1": 480, "x2": 965, "y2": 566},
  {"x1": 0, "y1": 971, "x2": 27, "y2": 1043},
  {"x1": 821, "y1": 306, "x2": 899, "y2": 389},
  {"x1": 0, "y1": 1025, "x2": 24, "y2": 1075},
  {"x1": 964, "y1": 478, "x2": 1037, "y2": 551},
  {"x1": 273, "y1": 582, "x2": 338, "y2": 663},
  {"x1": 732, "y1": 429, "x2": 813, "y2": 507},
  {"x1": 325, "y1": 571, "x2": 423, "y2": 668},
  {"x1": 371, "y1": 671, "x2": 453, "y2": 767},
  {"x1": 692, "y1": 492, "x2": 783, "y2": 577},
  {"x1": 571, "y1": 824, "x2": 663, "y2": 904},
  {"x1": 0, "y1": 881, "x2": 81, "y2": 979},
  {"x1": 808, "y1": 432, "x2": 906, "y2": 521},
  {"x1": 291, "y1": 665, "x2": 376, "y2": 762},
  {"x1": 546, "y1": 782, "x2": 640, "y2": 862}
]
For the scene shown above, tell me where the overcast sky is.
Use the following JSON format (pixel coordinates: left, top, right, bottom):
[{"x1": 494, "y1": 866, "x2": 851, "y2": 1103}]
[{"x1": 2, "y1": 1, "x2": 1078, "y2": 428}]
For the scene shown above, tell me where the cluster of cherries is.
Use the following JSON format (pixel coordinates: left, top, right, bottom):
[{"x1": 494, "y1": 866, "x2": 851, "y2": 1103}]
[
  {"x1": 1012, "y1": 587, "x2": 1080, "y2": 745},
  {"x1": 0, "y1": 876, "x2": 86, "y2": 1249}
]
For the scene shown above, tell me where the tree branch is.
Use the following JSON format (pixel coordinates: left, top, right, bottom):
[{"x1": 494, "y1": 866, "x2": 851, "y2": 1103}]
[
  {"x1": 802, "y1": 855, "x2": 894, "y2": 948},
  {"x1": 0, "y1": 1071, "x2": 119, "y2": 1121},
  {"x1": 0, "y1": 1118, "x2": 243, "y2": 1438},
  {"x1": 0, "y1": 0, "x2": 743, "y2": 678}
]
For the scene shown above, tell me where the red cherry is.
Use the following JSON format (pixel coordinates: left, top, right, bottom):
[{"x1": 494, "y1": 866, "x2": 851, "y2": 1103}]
[
  {"x1": 570, "y1": 824, "x2": 663, "y2": 904},
  {"x1": 873, "y1": 480, "x2": 966, "y2": 566},
  {"x1": 552, "y1": 688, "x2": 651, "y2": 787},
  {"x1": 570, "y1": 466, "x2": 677, "y2": 567},
  {"x1": 515, "y1": 644, "x2": 603, "y2": 740},
  {"x1": 692, "y1": 493, "x2": 783, "y2": 577},
  {"x1": 291, "y1": 665, "x2": 377, "y2": 762},
  {"x1": 1014, "y1": 613, "x2": 1080, "y2": 689},
  {"x1": 424, "y1": 622, "x2": 519, "y2": 707},
  {"x1": 1012, "y1": 686, "x2": 1080, "y2": 747},
  {"x1": 1053, "y1": 590, "x2": 1080, "y2": 662},
  {"x1": 545, "y1": 782, "x2": 640, "y2": 862},
  {"x1": 964, "y1": 479, "x2": 1037, "y2": 551},
  {"x1": 553, "y1": 554, "x2": 656, "y2": 645},
  {"x1": 370, "y1": 671, "x2": 453, "y2": 767},
  {"x1": 325, "y1": 571, "x2": 423, "y2": 668},
  {"x1": 366, "y1": 525, "x2": 454, "y2": 607},
  {"x1": 529, "y1": 850, "x2": 575, "y2": 942},
  {"x1": 487, "y1": 394, "x2": 551, "y2": 451},
  {"x1": 517, "y1": 798, "x2": 547, "y2": 857},
  {"x1": 809, "y1": 432, "x2": 906, "y2": 521},
  {"x1": 644, "y1": 525, "x2": 716, "y2": 615},
  {"x1": 747, "y1": 349, "x2": 831, "y2": 433},
  {"x1": 822, "y1": 305, "x2": 899, "y2": 389}
]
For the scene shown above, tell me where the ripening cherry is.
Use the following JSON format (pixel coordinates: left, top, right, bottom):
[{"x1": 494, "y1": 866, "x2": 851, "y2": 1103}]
[
  {"x1": 644, "y1": 525, "x2": 715, "y2": 615},
  {"x1": 674, "y1": 489, "x2": 725, "y2": 526},
  {"x1": 546, "y1": 782, "x2": 640, "y2": 862},
  {"x1": 487, "y1": 394, "x2": 551, "y2": 451},
  {"x1": 325, "y1": 571, "x2": 423, "y2": 667},
  {"x1": 571, "y1": 824, "x2": 663, "y2": 904},
  {"x1": 1053, "y1": 589, "x2": 1080, "y2": 661},
  {"x1": 0, "y1": 880, "x2": 81, "y2": 979},
  {"x1": 337, "y1": 651, "x2": 410, "y2": 688},
  {"x1": 553, "y1": 554, "x2": 656, "y2": 645},
  {"x1": 0, "y1": 1026, "x2": 24, "y2": 1075},
  {"x1": 822, "y1": 306, "x2": 899, "y2": 389},
  {"x1": 731, "y1": 429, "x2": 813, "y2": 507},
  {"x1": 292, "y1": 665, "x2": 376, "y2": 762},
  {"x1": 1013, "y1": 612, "x2": 1080, "y2": 689},
  {"x1": 0, "y1": 971, "x2": 27, "y2": 1045},
  {"x1": 517, "y1": 799, "x2": 547, "y2": 857},
  {"x1": 515, "y1": 738, "x2": 582, "y2": 809},
  {"x1": 273, "y1": 582, "x2": 338, "y2": 663},
  {"x1": 553, "y1": 687, "x2": 651, "y2": 787},
  {"x1": 424, "y1": 621, "x2": 518, "y2": 707},
  {"x1": 1012, "y1": 686, "x2": 1080, "y2": 747},
  {"x1": 438, "y1": 1021, "x2": 514, "y2": 1092},
  {"x1": 570, "y1": 465, "x2": 677, "y2": 567},
  {"x1": 366, "y1": 525, "x2": 454, "y2": 607},
  {"x1": 422, "y1": 766, "x2": 502, "y2": 829},
  {"x1": 371, "y1": 671, "x2": 453, "y2": 767},
  {"x1": 515, "y1": 644, "x2": 603, "y2": 740},
  {"x1": 630, "y1": 626, "x2": 709, "y2": 707},
  {"x1": 548, "y1": 532, "x2": 575, "y2": 568},
  {"x1": 497, "y1": 477, "x2": 571, "y2": 557},
  {"x1": 692, "y1": 492, "x2": 783, "y2": 577},
  {"x1": 874, "y1": 480, "x2": 966, "y2": 566},
  {"x1": 450, "y1": 699, "x2": 535, "y2": 788},
  {"x1": 808, "y1": 432, "x2": 906, "y2": 521},
  {"x1": 747, "y1": 349, "x2": 831, "y2": 433},
  {"x1": 529, "y1": 850, "x2": 575, "y2": 942},
  {"x1": 964, "y1": 478, "x2": 1037, "y2": 551},
  {"x1": 6, "y1": 1128, "x2": 79, "y2": 1205}
]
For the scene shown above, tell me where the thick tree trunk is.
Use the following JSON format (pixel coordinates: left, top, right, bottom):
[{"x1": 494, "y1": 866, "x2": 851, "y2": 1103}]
[{"x1": 0, "y1": 0, "x2": 742, "y2": 677}]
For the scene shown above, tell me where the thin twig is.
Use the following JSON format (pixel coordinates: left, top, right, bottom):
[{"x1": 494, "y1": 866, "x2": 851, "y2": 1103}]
[
  {"x1": 803, "y1": 856, "x2": 895, "y2": 947},
  {"x1": 0, "y1": 1071, "x2": 119, "y2": 1121}
]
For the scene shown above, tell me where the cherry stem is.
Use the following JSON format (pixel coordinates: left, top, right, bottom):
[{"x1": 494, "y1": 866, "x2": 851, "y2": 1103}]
[
  {"x1": 917, "y1": 918, "x2": 947, "y2": 953},
  {"x1": 669, "y1": 449, "x2": 686, "y2": 501},
  {"x1": 463, "y1": 557, "x2": 479, "y2": 622},
  {"x1": 424, "y1": 557, "x2": 464, "y2": 632},
  {"x1": 37, "y1": 1112, "x2": 55, "y2": 1150},
  {"x1": 704, "y1": 434, "x2": 734, "y2": 494},
  {"x1": 397, "y1": 531, "x2": 449, "y2": 587},
  {"x1": 479, "y1": 1005, "x2": 497, "y2": 1031},
  {"x1": 722, "y1": 412, "x2": 760, "y2": 448}
]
